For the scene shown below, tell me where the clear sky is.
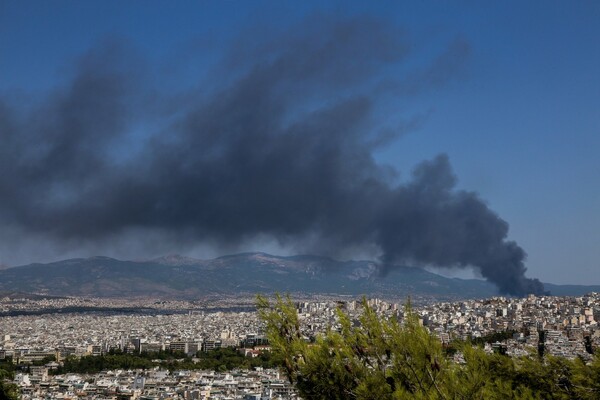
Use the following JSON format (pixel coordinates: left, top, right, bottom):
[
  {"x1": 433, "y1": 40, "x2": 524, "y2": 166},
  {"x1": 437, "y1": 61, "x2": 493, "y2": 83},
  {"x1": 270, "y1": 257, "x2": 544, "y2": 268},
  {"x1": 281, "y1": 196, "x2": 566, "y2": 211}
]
[{"x1": 0, "y1": 1, "x2": 598, "y2": 287}]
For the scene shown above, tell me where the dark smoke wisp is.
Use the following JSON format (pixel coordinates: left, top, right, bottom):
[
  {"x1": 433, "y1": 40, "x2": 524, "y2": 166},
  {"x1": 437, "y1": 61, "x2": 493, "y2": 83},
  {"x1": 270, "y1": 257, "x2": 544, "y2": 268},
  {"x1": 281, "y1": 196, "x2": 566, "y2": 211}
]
[{"x1": 0, "y1": 16, "x2": 545, "y2": 296}]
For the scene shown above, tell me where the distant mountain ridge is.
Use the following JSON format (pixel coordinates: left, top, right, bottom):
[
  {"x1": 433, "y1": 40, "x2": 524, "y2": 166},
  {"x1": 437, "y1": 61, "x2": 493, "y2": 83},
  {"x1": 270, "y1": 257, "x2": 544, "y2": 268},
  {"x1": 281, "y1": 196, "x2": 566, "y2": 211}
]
[{"x1": 0, "y1": 253, "x2": 598, "y2": 300}]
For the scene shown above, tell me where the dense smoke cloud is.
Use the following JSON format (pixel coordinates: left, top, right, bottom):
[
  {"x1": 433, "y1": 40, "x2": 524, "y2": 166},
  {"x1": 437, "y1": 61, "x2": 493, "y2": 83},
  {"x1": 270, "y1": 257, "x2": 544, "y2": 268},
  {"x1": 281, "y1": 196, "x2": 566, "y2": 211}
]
[{"x1": 0, "y1": 16, "x2": 545, "y2": 295}]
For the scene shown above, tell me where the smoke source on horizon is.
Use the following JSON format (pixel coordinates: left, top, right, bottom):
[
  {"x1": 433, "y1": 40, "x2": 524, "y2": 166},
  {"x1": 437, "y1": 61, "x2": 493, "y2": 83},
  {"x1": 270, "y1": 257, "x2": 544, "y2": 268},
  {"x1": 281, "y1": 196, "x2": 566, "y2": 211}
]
[{"x1": 0, "y1": 16, "x2": 545, "y2": 296}]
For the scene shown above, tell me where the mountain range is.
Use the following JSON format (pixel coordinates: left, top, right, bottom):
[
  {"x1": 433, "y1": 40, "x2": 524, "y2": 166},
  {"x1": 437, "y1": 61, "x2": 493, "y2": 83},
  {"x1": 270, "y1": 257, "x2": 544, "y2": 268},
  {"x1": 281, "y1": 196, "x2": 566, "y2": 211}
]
[{"x1": 0, "y1": 253, "x2": 597, "y2": 301}]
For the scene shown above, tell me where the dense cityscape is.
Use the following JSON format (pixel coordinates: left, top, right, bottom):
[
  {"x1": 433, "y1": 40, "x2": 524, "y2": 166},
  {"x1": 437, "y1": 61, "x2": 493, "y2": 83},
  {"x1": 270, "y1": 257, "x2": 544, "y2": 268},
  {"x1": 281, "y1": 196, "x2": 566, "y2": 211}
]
[
  {"x1": 3, "y1": 1, "x2": 599, "y2": 399},
  {"x1": 2, "y1": 292, "x2": 600, "y2": 399}
]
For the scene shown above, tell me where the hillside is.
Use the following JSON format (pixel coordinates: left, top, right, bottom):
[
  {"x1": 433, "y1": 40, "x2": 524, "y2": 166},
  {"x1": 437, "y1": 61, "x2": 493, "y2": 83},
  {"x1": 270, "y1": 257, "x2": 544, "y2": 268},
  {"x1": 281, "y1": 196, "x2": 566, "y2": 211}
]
[{"x1": 0, "y1": 253, "x2": 595, "y2": 300}]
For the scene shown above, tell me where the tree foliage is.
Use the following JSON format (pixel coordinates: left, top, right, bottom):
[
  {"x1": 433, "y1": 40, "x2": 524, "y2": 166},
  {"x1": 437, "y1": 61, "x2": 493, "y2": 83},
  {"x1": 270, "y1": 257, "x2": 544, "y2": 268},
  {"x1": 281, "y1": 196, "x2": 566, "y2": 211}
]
[
  {"x1": 0, "y1": 367, "x2": 19, "y2": 400},
  {"x1": 55, "y1": 348, "x2": 274, "y2": 374},
  {"x1": 257, "y1": 295, "x2": 600, "y2": 400}
]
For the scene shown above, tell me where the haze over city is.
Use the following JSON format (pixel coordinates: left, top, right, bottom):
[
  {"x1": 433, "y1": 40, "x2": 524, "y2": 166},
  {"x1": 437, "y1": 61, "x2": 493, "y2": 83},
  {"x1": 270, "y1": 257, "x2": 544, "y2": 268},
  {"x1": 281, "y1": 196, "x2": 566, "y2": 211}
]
[{"x1": 1, "y1": 1, "x2": 599, "y2": 288}]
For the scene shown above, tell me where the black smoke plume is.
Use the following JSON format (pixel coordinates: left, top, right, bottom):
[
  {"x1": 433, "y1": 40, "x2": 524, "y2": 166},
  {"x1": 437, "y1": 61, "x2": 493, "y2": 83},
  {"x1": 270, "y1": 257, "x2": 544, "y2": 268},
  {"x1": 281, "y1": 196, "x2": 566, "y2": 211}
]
[{"x1": 0, "y1": 16, "x2": 545, "y2": 295}]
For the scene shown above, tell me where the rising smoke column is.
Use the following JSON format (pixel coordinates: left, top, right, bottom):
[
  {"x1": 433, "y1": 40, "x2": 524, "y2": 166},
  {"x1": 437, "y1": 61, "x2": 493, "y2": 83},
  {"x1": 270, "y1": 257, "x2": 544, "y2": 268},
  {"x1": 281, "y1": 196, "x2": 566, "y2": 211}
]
[
  {"x1": 374, "y1": 155, "x2": 545, "y2": 295},
  {"x1": 0, "y1": 15, "x2": 545, "y2": 295}
]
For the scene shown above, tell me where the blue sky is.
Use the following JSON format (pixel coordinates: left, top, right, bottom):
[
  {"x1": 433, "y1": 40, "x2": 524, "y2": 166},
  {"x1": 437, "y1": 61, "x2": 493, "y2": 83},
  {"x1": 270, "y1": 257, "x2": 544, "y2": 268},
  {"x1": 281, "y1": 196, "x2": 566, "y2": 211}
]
[{"x1": 1, "y1": 1, "x2": 599, "y2": 286}]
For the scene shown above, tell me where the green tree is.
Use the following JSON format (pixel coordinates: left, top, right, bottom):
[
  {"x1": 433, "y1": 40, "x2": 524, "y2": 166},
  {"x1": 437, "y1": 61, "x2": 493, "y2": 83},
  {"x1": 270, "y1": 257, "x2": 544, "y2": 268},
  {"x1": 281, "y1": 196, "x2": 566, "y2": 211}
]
[
  {"x1": 0, "y1": 367, "x2": 19, "y2": 400},
  {"x1": 257, "y1": 295, "x2": 452, "y2": 399},
  {"x1": 257, "y1": 295, "x2": 600, "y2": 400}
]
